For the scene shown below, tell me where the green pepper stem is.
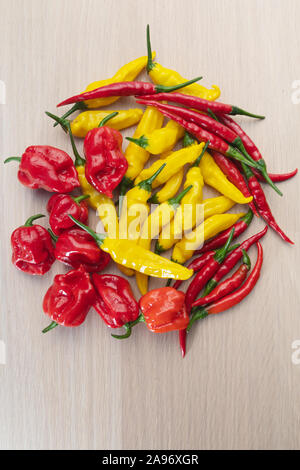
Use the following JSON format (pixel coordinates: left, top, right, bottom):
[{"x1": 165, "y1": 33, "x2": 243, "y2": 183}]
[
  {"x1": 65, "y1": 121, "x2": 86, "y2": 167},
  {"x1": 111, "y1": 314, "x2": 145, "y2": 339},
  {"x1": 227, "y1": 146, "x2": 258, "y2": 169},
  {"x1": 68, "y1": 216, "x2": 106, "y2": 246},
  {"x1": 242, "y1": 249, "x2": 251, "y2": 270},
  {"x1": 256, "y1": 159, "x2": 283, "y2": 196},
  {"x1": 73, "y1": 194, "x2": 90, "y2": 204},
  {"x1": 192, "y1": 141, "x2": 209, "y2": 167},
  {"x1": 42, "y1": 321, "x2": 59, "y2": 333},
  {"x1": 146, "y1": 24, "x2": 155, "y2": 73},
  {"x1": 99, "y1": 111, "x2": 119, "y2": 127},
  {"x1": 4, "y1": 156, "x2": 21, "y2": 164},
  {"x1": 53, "y1": 102, "x2": 87, "y2": 127},
  {"x1": 166, "y1": 278, "x2": 172, "y2": 287},
  {"x1": 230, "y1": 105, "x2": 265, "y2": 120},
  {"x1": 241, "y1": 208, "x2": 254, "y2": 226},
  {"x1": 47, "y1": 228, "x2": 58, "y2": 243},
  {"x1": 183, "y1": 132, "x2": 196, "y2": 148},
  {"x1": 155, "y1": 76, "x2": 203, "y2": 94},
  {"x1": 207, "y1": 108, "x2": 219, "y2": 122},
  {"x1": 214, "y1": 227, "x2": 235, "y2": 263},
  {"x1": 45, "y1": 111, "x2": 69, "y2": 133},
  {"x1": 168, "y1": 185, "x2": 193, "y2": 207},
  {"x1": 126, "y1": 135, "x2": 148, "y2": 149},
  {"x1": 24, "y1": 214, "x2": 45, "y2": 227},
  {"x1": 139, "y1": 163, "x2": 166, "y2": 191},
  {"x1": 187, "y1": 309, "x2": 208, "y2": 331}
]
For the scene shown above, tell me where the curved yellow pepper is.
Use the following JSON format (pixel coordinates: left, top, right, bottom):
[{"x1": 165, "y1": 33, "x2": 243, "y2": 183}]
[
  {"x1": 70, "y1": 108, "x2": 143, "y2": 138},
  {"x1": 136, "y1": 186, "x2": 192, "y2": 295},
  {"x1": 200, "y1": 152, "x2": 253, "y2": 204},
  {"x1": 156, "y1": 196, "x2": 235, "y2": 252},
  {"x1": 123, "y1": 106, "x2": 164, "y2": 185},
  {"x1": 127, "y1": 120, "x2": 185, "y2": 155},
  {"x1": 83, "y1": 52, "x2": 156, "y2": 108},
  {"x1": 134, "y1": 143, "x2": 204, "y2": 187},
  {"x1": 172, "y1": 212, "x2": 245, "y2": 264},
  {"x1": 146, "y1": 26, "x2": 220, "y2": 101},
  {"x1": 149, "y1": 168, "x2": 184, "y2": 204}
]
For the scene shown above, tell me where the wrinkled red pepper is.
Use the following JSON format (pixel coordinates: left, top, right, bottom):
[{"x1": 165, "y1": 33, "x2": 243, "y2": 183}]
[
  {"x1": 42, "y1": 265, "x2": 96, "y2": 332},
  {"x1": 11, "y1": 214, "x2": 55, "y2": 275},
  {"x1": 92, "y1": 274, "x2": 139, "y2": 328},
  {"x1": 47, "y1": 193, "x2": 89, "y2": 235},
  {"x1": 84, "y1": 113, "x2": 128, "y2": 198},
  {"x1": 5, "y1": 146, "x2": 80, "y2": 193},
  {"x1": 54, "y1": 228, "x2": 111, "y2": 272}
]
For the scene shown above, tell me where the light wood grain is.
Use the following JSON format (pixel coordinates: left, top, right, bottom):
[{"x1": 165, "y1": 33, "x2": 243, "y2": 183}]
[{"x1": 1, "y1": 0, "x2": 300, "y2": 450}]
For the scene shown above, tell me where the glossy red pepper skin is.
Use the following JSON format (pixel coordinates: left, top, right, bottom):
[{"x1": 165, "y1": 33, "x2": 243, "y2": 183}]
[
  {"x1": 54, "y1": 228, "x2": 111, "y2": 273},
  {"x1": 47, "y1": 194, "x2": 89, "y2": 236},
  {"x1": 189, "y1": 243, "x2": 263, "y2": 329},
  {"x1": 242, "y1": 164, "x2": 293, "y2": 244},
  {"x1": 6, "y1": 146, "x2": 80, "y2": 193},
  {"x1": 173, "y1": 252, "x2": 216, "y2": 290},
  {"x1": 138, "y1": 92, "x2": 265, "y2": 119},
  {"x1": 139, "y1": 287, "x2": 189, "y2": 333},
  {"x1": 11, "y1": 214, "x2": 55, "y2": 275},
  {"x1": 195, "y1": 209, "x2": 253, "y2": 255},
  {"x1": 57, "y1": 78, "x2": 202, "y2": 107},
  {"x1": 211, "y1": 151, "x2": 258, "y2": 216},
  {"x1": 92, "y1": 274, "x2": 139, "y2": 328},
  {"x1": 43, "y1": 265, "x2": 96, "y2": 327},
  {"x1": 84, "y1": 126, "x2": 128, "y2": 198},
  {"x1": 252, "y1": 167, "x2": 298, "y2": 183}
]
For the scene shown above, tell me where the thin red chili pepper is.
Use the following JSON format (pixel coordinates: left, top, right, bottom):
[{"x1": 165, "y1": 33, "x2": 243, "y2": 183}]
[
  {"x1": 242, "y1": 163, "x2": 293, "y2": 244},
  {"x1": 192, "y1": 250, "x2": 251, "y2": 308},
  {"x1": 252, "y1": 167, "x2": 298, "y2": 183},
  {"x1": 203, "y1": 225, "x2": 268, "y2": 296},
  {"x1": 57, "y1": 77, "x2": 202, "y2": 108},
  {"x1": 138, "y1": 105, "x2": 261, "y2": 170},
  {"x1": 138, "y1": 92, "x2": 265, "y2": 119},
  {"x1": 195, "y1": 209, "x2": 253, "y2": 255},
  {"x1": 211, "y1": 151, "x2": 259, "y2": 216},
  {"x1": 185, "y1": 228, "x2": 235, "y2": 314},
  {"x1": 219, "y1": 115, "x2": 282, "y2": 196},
  {"x1": 188, "y1": 242, "x2": 263, "y2": 330},
  {"x1": 137, "y1": 99, "x2": 254, "y2": 160}
]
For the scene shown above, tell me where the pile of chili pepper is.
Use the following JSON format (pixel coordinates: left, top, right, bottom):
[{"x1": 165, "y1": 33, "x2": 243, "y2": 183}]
[{"x1": 5, "y1": 25, "x2": 297, "y2": 357}]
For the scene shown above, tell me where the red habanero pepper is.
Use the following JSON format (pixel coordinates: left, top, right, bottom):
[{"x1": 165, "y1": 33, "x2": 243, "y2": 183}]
[
  {"x1": 139, "y1": 105, "x2": 261, "y2": 170},
  {"x1": 252, "y1": 167, "x2": 298, "y2": 183},
  {"x1": 195, "y1": 209, "x2": 254, "y2": 255},
  {"x1": 57, "y1": 77, "x2": 203, "y2": 108},
  {"x1": 137, "y1": 99, "x2": 254, "y2": 160},
  {"x1": 242, "y1": 163, "x2": 293, "y2": 244},
  {"x1": 42, "y1": 265, "x2": 96, "y2": 333},
  {"x1": 47, "y1": 194, "x2": 89, "y2": 236},
  {"x1": 185, "y1": 228, "x2": 235, "y2": 314},
  {"x1": 188, "y1": 242, "x2": 263, "y2": 330},
  {"x1": 4, "y1": 146, "x2": 80, "y2": 193},
  {"x1": 84, "y1": 112, "x2": 128, "y2": 198},
  {"x1": 211, "y1": 151, "x2": 258, "y2": 216},
  {"x1": 192, "y1": 250, "x2": 251, "y2": 307},
  {"x1": 53, "y1": 228, "x2": 111, "y2": 272},
  {"x1": 92, "y1": 274, "x2": 139, "y2": 328},
  {"x1": 11, "y1": 214, "x2": 55, "y2": 275},
  {"x1": 138, "y1": 92, "x2": 265, "y2": 119},
  {"x1": 203, "y1": 225, "x2": 268, "y2": 296},
  {"x1": 219, "y1": 115, "x2": 282, "y2": 196}
]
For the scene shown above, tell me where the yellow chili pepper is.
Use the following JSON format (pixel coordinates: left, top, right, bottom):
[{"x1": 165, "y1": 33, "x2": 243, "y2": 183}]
[
  {"x1": 127, "y1": 119, "x2": 185, "y2": 155},
  {"x1": 136, "y1": 186, "x2": 192, "y2": 295},
  {"x1": 71, "y1": 218, "x2": 193, "y2": 281},
  {"x1": 146, "y1": 25, "x2": 220, "y2": 101},
  {"x1": 200, "y1": 152, "x2": 253, "y2": 204},
  {"x1": 172, "y1": 212, "x2": 246, "y2": 264},
  {"x1": 156, "y1": 196, "x2": 235, "y2": 253},
  {"x1": 149, "y1": 168, "x2": 184, "y2": 204},
  {"x1": 134, "y1": 143, "x2": 205, "y2": 187},
  {"x1": 70, "y1": 108, "x2": 143, "y2": 138},
  {"x1": 121, "y1": 107, "x2": 164, "y2": 194}
]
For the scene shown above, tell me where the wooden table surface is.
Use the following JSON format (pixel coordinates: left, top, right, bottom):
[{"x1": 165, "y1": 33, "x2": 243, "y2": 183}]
[{"x1": 1, "y1": 0, "x2": 300, "y2": 450}]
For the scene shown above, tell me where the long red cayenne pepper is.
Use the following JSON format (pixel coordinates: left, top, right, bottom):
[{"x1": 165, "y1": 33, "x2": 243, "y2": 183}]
[
  {"x1": 138, "y1": 105, "x2": 260, "y2": 170},
  {"x1": 195, "y1": 209, "x2": 253, "y2": 255},
  {"x1": 137, "y1": 99, "x2": 254, "y2": 160},
  {"x1": 138, "y1": 92, "x2": 265, "y2": 119},
  {"x1": 188, "y1": 242, "x2": 263, "y2": 330},
  {"x1": 211, "y1": 151, "x2": 258, "y2": 216},
  {"x1": 185, "y1": 228, "x2": 235, "y2": 314},
  {"x1": 219, "y1": 115, "x2": 282, "y2": 196},
  {"x1": 56, "y1": 77, "x2": 202, "y2": 107},
  {"x1": 242, "y1": 163, "x2": 293, "y2": 244},
  {"x1": 192, "y1": 250, "x2": 251, "y2": 308},
  {"x1": 252, "y1": 167, "x2": 298, "y2": 183},
  {"x1": 203, "y1": 225, "x2": 268, "y2": 296}
]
